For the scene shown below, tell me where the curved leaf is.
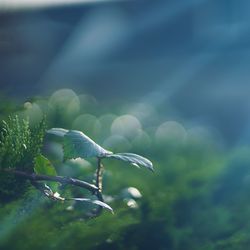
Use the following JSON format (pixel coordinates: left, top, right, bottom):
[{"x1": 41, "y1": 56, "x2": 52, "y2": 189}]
[
  {"x1": 63, "y1": 130, "x2": 111, "y2": 159},
  {"x1": 72, "y1": 198, "x2": 113, "y2": 213},
  {"x1": 47, "y1": 128, "x2": 68, "y2": 137},
  {"x1": 106, "y1": 153, "x2": 154, "y2": 172}
]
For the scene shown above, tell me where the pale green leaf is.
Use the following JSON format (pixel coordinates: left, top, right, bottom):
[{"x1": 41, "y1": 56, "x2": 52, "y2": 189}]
[
  {"x1": 34, "y1": 154, "x2": 58, "y2": 190},
  {"x1": 34, "y1": 154, "x2": 57, "y2": 176},
  {"x1": 72, "y1": 198, "x2": 113, "y2": 213},
  {"x1": 106, "y1": 153, "x2": 154, "y2": 172},
  {"x1": 63, "y1": 130, "x2": 110, "y2": 159}
]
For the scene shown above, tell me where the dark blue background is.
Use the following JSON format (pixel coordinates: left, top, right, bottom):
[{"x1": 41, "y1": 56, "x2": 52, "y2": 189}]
[{"x1": 1, "y1": 0, "x2": 250, "y2": 145}]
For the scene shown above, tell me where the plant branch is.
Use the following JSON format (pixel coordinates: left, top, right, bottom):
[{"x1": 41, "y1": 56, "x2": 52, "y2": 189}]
[
  {"x1": 2, "y1": 168, "x2": 98, "y2": 193},
  {"x1": 2, "y1": 166, "x2": 109, "y2": 217}
]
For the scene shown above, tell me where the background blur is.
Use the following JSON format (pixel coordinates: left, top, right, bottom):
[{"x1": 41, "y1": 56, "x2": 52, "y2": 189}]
[{"x1": 1, "y1": 0, "x2": 250, "y2": 249}]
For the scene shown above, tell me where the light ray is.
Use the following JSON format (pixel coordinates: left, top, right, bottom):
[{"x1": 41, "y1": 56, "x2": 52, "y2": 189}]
[
  {"x1": 142, "y1": 22, "x2": 250, "y2": 109},
  {"x1": 0, "y1": 0, "x2": 127, "y2": 11}
]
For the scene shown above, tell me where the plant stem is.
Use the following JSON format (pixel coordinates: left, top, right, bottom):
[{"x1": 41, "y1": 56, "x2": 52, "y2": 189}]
[
  {"x1": 91, "y1": 158, "x2": 104, "y2": 217},
  {"x1": 96, "y1": 158, "x2": 104, "y2": 193}
]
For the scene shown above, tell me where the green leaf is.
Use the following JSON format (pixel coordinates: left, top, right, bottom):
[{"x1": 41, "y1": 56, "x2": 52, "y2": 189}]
[
  {"x1": 106, "y1": 153, "x2": 154, "y2": 172},
  {"x1": 34, "y1": 154, "x2": 58, "y2": 191},
  {"x1": 47, "y1": 128, "x2": 111, "y2": 160},
  {"x1": 46, "y1": 128, "x2": 154, "y2": 172},
  {"x1": 34, "y1": 154, "x2": 57, "y2": 176},
  {"x1": 71, "y1": 198, "x2": 114, "y2": 213},
  {"x1": 63, "y1": 130, "x2": 111, "y2": 159}
]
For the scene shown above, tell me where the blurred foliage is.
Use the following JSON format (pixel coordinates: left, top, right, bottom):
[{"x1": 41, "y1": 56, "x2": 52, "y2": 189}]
[{"x1": 1, "y1": 89, "x2": 250, "y2": 249}]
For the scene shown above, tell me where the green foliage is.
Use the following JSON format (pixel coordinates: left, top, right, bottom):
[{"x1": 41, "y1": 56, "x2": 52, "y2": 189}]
[
  {"x1": 0, "y1": 115, "x2": 46, "y2": 170},
  {"x1": 0, "y1": 115, "x2": 47, "y2": 201},
  {"x1": 0, "y1": 116, "x2": 30, "y2": 169}
]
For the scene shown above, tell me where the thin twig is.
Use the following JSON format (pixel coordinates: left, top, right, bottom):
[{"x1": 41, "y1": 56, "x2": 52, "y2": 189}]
[{"x1": 2, "y1": 168, "x2": 98, "y2": 193}]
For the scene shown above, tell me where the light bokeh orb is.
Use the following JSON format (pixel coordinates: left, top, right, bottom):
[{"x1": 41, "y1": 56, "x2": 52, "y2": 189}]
[
  {"x1": 155, "y1": 121, "x2": 187, "y2": 145},
  {"x1": 111, "y1": 114, "x2": 142, "y2": 139}
]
